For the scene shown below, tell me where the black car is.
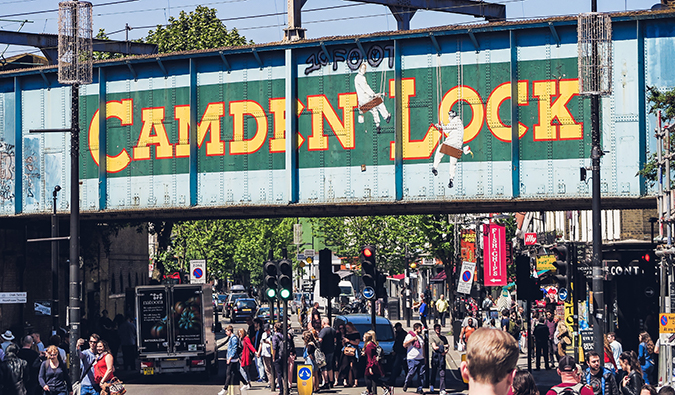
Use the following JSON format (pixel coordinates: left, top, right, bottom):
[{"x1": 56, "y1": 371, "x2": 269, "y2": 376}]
[
  {"x1": 224, "y1": 292, "x2": 249, "y2": 318},
  {"x1": 231, "y1": 298, "x2": 258, "y2": 323}
]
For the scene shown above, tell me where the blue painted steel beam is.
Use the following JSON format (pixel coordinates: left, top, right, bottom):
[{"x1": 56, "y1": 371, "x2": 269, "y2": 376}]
[
  {"x1": 189, "y1": 59, "x2": 198, "y2": 206},
  {"x1": 219, "y1": 51, "x2": 231, "y2": 72},
  {"x1": 510, "y1": 30, "x2": 520, "y2": 198},
  {"x1": 429, "y1": 33, "x2": 442, "y2": 53},
  {"x1": 125, "y1": 61, "x2": 137, "y2": 81},
  {"x1": 285, "y1": 49, "x2": 299, "y2": 203},
  {"x1": 548, "y1": 22, "x2": 561, "y2": 47},
  {"x1": 468, "y1": 30, "x2": 480, "y2": 52},
  {"x1": 98, "y1": 68, "x2": 107, "y2": 210},
  {"x1": 637, "y1": 19, "x2": 646, "y2": 196},
  {"x1": 346, "y1": 0, "x2": 505, "y2": 21},
  {"x1": 14, "y1": 77, "x2": 21, "y2": 214},
  {"x1": 394, "y1": 40, "x2": 403, "y2": 201},
  {"x1": 156, "y1": 58, "x2": 168, "y2": 78}
]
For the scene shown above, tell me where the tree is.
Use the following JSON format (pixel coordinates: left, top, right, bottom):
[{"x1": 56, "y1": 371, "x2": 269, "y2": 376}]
[
  {"x1": 145, "y1": 5, "x2": 250, "y2": 54},
  {"x1": 637, "y1": 86, "x2": 675, "y2": 186}
]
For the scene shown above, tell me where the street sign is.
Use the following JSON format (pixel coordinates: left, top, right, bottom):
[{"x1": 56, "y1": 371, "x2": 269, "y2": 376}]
[
  {"x1": 0, "y1": 292, "x2": 27, "y2": 304},
  {"x1": 457, "y1": 261, "x2": 476, "y2": 295},
  {"x1": 660, "y1": 314, "x2": 675, "y2": 333},
  {"x1": 297, "y1": 365, "x2": 313, "y2": 395},
  {"x1": 524, "y1": 233, "x2": 537, "y2": 245},
  {"x1": 559, "y1": 288, "x2": 569, "y2": 302},
  {"x1": 304, "y1": 249, "x2": 315, "y2": 257},
  {"x1": 190, "y1": 259, "x2": 206, "y2": 284},
  {"x1": 34, "y1": 300, "x2": 52, "y2": 315},
  {"x1": 297, "y1": 254, "x2": 305, "y2": 260},
  {"x1": 580, "y1": 329, "x2": 594, "y2": 353},
  {"x1": 363, "y1": 286, "x2": 375, "y2": 300},
  {"x1": 483, "y1": 224, "x2": 507, "y2": 286},
  {"x1": 536, "y1": 255, "x2": 556, "y2": 271}
]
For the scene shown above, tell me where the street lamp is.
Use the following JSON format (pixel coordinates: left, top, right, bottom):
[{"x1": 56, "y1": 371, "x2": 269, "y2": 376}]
[{"x1": 52, "y1": 185, "x2": 61, "y2": 335}]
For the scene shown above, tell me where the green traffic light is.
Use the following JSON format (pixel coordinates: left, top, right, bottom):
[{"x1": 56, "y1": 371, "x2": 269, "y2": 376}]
[
  {"x1": 279, "y1": 288, "x2": 291, "y2": 300},
  {"x1": 266, "y1": 288, "x2": 277, "y2": 298}
]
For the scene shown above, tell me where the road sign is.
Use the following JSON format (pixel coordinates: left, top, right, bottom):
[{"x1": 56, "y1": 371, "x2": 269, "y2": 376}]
[
  {"x1": 660, "y1": 314, "x2": 675, "y2": 333},
  {"x1": 0, "y1": 292, "x2": 27, "y2": 304},
  {"x1": 363, "y1": 287, "x2": 375, "y2": 300},
  {"x1": 457, "y1": 261, "x2": 476, "y2": 295},
  {"x1": 297, "y1": 254, "x2": 305, "y2": 260},
  {"x1": 536, "y1": 255, "x2": 556, "y2": 271},
  {"x1": 190, "y1": 259, "x2": 206, "y2": 284},
  {"x1": 297, "y1": 365, "x2": 313, "y2": 395},
  {"x1": 304, "y1": 249, "x2": 315, "y2": 257},
  {"x1": 559, "y1": 288, "x2": 569, "y2": 301}
]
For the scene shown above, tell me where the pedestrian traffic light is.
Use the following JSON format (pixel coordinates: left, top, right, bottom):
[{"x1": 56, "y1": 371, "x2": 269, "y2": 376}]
[
  {"x1": 360, "y1": 245, "x2": 376, "y2": 289},
  {"x1": 264, "y1": 253, "x2": 278, "y2": 299},
  {"x1": 278, "y1": 257, "x2": 293, "y2": 300},
  {"x1": 551, "y1": 244, "x2": 569, "y2": 290},
  {"x1": 376, "y1": 272, "x2": 387, "y2": 299}
]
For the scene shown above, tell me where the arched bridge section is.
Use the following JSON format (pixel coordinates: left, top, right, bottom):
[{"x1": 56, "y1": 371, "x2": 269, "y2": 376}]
[{"x1": 0, "y1": 10, "x2": 671, "y2": 220}]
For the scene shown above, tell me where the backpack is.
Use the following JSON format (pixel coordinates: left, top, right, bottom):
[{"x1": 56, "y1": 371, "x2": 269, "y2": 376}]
[
  {"x1": 551, "y1": 383, "x2": 584, "y2": 395},
  {"x1": 234, "y1": 336, "x2": 243, "y2": 356},
  {"x1": 312, "y1": 342, "x2": 327, "y2": 368},
  {"x1": 419, "y1": 303, "x2": 427, "y2": 317},
  {"x1": 375, "y1": 345, "x2": 384, "y2": 362},
  {"x1": 508, "y1": 319, "x2": 521, "y2": 337}
]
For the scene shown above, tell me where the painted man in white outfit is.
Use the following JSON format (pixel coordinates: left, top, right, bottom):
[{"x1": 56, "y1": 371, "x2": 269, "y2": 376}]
[
  {"x1": 432, "y1": 110, "x2": 471, "y2": 188},
  {"x1": 354, "y1": 63, "x2": 391, "y2": 133}
]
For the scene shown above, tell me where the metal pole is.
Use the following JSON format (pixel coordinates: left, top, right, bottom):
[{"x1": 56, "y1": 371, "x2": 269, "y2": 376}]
[
  {"x1": 69, "y1": 82, "x2": 81, "y2": 384},
  {"x1": 51, "y1": 186, "x2": 60, "y2": 335},
  {"x1": 282, "y1": 299, "x2": 289, "y2": 395}
]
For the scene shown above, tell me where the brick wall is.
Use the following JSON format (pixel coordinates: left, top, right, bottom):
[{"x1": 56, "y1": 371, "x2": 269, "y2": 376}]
[{"x1": 620, "y1": 209, "x2": 658, "y2": 241}]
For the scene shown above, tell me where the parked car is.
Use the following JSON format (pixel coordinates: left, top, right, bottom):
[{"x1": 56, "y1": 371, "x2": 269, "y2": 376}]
[
  {"x1": 230, "y1": 284, "x2": 246, "y2": 293},
  {"x1": 231, "y1": 298, "x2": 258, "y2": 323},
  {"x1": 224, "y1": 292, "x2": 248, "y2": 318},
  {"x1": 332, "y1": 314, "x2": 395, "y2": 371},
  {"x1": 256, "y1": 306, "x2": 288, "y2": 323}
]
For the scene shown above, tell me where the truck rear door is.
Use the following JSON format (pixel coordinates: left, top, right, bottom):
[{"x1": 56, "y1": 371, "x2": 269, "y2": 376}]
[
  {"x1": 171, "y1": 285, "x2": 205, "y2": 352},
  {"x1": 137, "y1": 287, "x2": 169, "y2": 354}
]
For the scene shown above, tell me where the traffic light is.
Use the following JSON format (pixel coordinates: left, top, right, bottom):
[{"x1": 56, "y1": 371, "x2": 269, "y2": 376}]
[
  {"x1": 360, "y1": 245, "x2": 377, "y2": 290},
  {"x1": 551, "y1": 244, "x2": 569, "y2": 290},
  {"x1": 376, "y1": 272, "x2": 387, "y2": 299},
  {"x1": 515, "y1": 254, "x2": 538, "y2": 300},
  {"x1": 264, "y1": 253, "x2": 278, "y2": 299},
  {"x1": 278, "y1": 256, "x2": 293, "y2": 300}
]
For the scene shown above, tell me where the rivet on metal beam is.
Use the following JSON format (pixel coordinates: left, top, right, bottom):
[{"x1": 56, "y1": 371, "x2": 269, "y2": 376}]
[
  {"x1": 320, "y1": 41, "x2": 332, "y2": 63},
  {"x1": 252, "y1": 48, "x2": 263, "y2": 69},
  {"x1": 429, "y1": 33, "x2": 441, "y2": 54},
  {"x1": 39, "y1": 69, "x2": 50, "y2": 89},
  {"x1": 548, "y1": 22, "x2": 561, "y2": 47},
  {"x1": 355, "y1": 38, "x2": 366, "y2": 57},
  {"x1": 468, "y1": 30, "x2": 480, "y2": 53},
  {"x1": 125, "y1": 60, "x2": 137, "y2": 81},
  {"x1": 219, "y1": 51, "x2": 231, "y2": 73},
  {"x1": 156, "y1": 58, "x2": 168, "y2": 78}
]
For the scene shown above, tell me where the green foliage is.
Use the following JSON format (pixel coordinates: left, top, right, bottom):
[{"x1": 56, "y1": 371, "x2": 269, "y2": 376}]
[
  {"x1": 93, "y1": 28, "x2": 123, "y2": 60},
  {"x1": 145, "y1": 5, "x2": 251, "y2": 54},
  {"x1": 167, "y1": 218, "x2": 294, "y2": 285},
  {"x1": 637, "y1": 86, "x2": 675, "y2": 187}
]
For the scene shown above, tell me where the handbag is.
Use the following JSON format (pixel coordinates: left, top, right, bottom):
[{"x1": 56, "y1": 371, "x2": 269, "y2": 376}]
[
  {"x1": 343, "y1": 345, "x2": 356, "y2": 357},
  {"x1": 101, "y1": 377, "x2": 126, "y2": 395}
]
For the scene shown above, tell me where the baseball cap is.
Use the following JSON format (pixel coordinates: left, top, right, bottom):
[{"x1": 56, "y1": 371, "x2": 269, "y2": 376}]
[{"x1": 558, "y1": 355, "x2": 576, "y2": 372}]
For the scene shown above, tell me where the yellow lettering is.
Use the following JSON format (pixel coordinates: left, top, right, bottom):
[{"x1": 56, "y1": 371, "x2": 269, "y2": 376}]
[
  {"x1": 134, "y1": 107, "x2": 174, "y2": 160},
  {"x1": 174, "y1": 103, "x2": 226, "y2": 157},
  {"x1": 532, "y1": 79, "x2": 582, "y2": 141},
  {"x1": 268, "y1": 98, "x2": 305, "y2": 153},
  {"x1": 486, "y1": 81, "x2": 529, "y2": 142},
  {"x1": 388, "y1": 78, "x2": 441, "y2": 160},
  {"x1": 306, "y1": 94, "x2": 357, "y2": 150},
  {"x1": 87, "y1": 99, "x2": 133, "y2": 173},
  {"x1": 439, "y1": 85, "x2": 485, "y2": 144},
  {"x1": 229, "y1": 100, "x2": 268, "y2": 155}
]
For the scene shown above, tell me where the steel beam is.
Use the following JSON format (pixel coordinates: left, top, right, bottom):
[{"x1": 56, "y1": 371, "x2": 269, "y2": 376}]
[{"x1": 348, "y1": 0, "x2": 506, "y2": 25}]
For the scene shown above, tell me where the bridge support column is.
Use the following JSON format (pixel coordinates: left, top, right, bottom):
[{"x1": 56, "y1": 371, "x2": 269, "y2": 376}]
[{"x1": 285, "y1": 49, "x2": 299, "y2": 203}]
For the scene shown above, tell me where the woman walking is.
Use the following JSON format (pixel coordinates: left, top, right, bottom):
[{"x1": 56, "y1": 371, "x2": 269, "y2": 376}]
[
  {"x1": 38, "y1": 345, "x2": 73, "y2": 395},
  {"x1": 337, "y1": 322, "x2": 360, "y2": 387},
  {"x1": 302, "y1": 332, "x2": 320, "y2": 393},
  {"x1": 638, "y1": 332, "x2": 655, "y2": 385},
  {"x1": 239, "y1": 328, "x2": 256, "y2": 390},
  {"x1": 94, "y1": 340, "x2": 115, "y2": 393},
  {"x1": 363, "y1": 330, "x2": 392, "y2": 395},
  {"x1": 555, "y1": 322, "x2": 571, "y2": 360},
  {"x1": 218, "y1": 325, "x2": 242, "y2": 395},
  {"x1": 618, "y1": 351, "x2": 644, "y2": 395}
]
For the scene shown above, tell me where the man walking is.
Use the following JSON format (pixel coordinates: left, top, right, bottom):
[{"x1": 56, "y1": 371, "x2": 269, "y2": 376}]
[
  {"x1": 545, "y1": 311, "x2": 557, "y2": 363},
  {"x1": 435, "y1": 295, "x2": 450, "y2": 327},
  {"x1": 429, "y1": 324, "x2": 449, "y2": 395},
  {"x1": 459, "y1": 327, "x2": 519, "y2": 395},
  {"x1": 607, "y1": 333, "x2": 623, "y2": 373},
  {"x1": 403, "y1": 323, "x2": 426, "y2": 394},
  {"x1": 311, "y1": 302, "x2": 321, "y2": 331},
  {"x1": 581, "y1": 351, "x2": 619, "y2": 395},
  {"x1": 318, "y1": 317, "x2": 336, "y2": 389},
  {"x1": 546, "y1": 355, "x2": 593, "y2": 395},
  {"x1": 533, "y1": 316, "x2": 550, "y2": 370},
  {"x1": 388, "y1": 322, "x2": 407, "y2": 386}
]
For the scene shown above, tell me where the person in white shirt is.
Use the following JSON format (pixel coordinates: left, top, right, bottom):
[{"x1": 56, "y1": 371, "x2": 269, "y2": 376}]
[
  {"x1": 607, "y1": 332, "x2": 623, "y2": 371},
  {"x1": 1, "y1": 330, "x2": 15, "y2": 352},
  {"x1": 402, "y1": 322, "x2": 426, "y2": 394},
  {"x1": 258, "y1": 325, "x2": 275, "y2": 391}
]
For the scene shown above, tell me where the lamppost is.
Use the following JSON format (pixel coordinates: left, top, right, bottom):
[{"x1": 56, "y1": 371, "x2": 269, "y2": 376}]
[{"x1": 51, "y1": 185, "x2": 61, "y2": 334}]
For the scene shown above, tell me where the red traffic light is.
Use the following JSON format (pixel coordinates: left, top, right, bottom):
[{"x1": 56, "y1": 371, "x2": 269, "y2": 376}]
[
  {"x1": 363, "y1": 248, "x2": 373, "y2": 258},
  {"x1": 642, "y1": 253, "x2": 651, "y2": 262}
]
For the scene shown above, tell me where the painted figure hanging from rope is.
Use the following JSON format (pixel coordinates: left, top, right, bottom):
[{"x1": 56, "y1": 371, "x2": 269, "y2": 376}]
[
  {"x1": 354, "y1": 63, "x2": 391, "y2": 133},
  {"x1": 431, "y1": 110, "x2": 473, "y2": 188}
]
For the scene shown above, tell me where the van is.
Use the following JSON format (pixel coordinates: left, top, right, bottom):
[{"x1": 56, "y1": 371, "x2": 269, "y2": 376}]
[{"x1": 338, "y1": 280, "x2": 355, "y2": 301}]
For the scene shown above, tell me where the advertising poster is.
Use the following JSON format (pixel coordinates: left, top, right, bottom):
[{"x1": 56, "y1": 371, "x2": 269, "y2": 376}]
[
  {"x1": 138, "y1": 288, "x2": 169, "y2": 353},
  {"x1": 172, "y1": 286, "x2": 204, "y2": 352},
  {"x1": 483, "y1": 224, "x2": 507, "y2": 286}
]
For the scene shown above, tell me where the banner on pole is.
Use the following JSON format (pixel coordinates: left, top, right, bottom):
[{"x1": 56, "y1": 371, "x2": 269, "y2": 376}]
[
  {"x1": 483, "y1": 224, "x2": 507, "y2": 286},
  {"x1": 457, "y1": 261, "x2": 476, "y2": 294}
]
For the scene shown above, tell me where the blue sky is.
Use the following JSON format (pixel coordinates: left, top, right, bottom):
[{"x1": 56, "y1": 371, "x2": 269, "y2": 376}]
[{"x1": 0, "y1": 0, "x2": 661, "y2": 57}]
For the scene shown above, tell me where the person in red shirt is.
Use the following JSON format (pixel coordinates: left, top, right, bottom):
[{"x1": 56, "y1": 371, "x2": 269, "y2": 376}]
[{"x1": 547, "y1": 355, "x2": 594, "y2": 395}]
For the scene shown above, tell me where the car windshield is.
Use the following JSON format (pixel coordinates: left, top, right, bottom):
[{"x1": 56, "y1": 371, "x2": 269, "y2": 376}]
[
  {"x1": 339, "y1": 286, "x2": 353, "y2": 295},
  {"x1": 259, "y1": 307, "x2": 283, "y2": 314},
  {"x1": 236, "y1": 300, "x2": 257, "y2": 309},
  {"x1": 352, "y1": 324, "x2": 394, "y2": 341},
  {"x1": 229, "y1": 293, "x2": 248, "y2": 302},
  {"x1": 218, "y1": 295, "x2": 227, "y2": 302}
]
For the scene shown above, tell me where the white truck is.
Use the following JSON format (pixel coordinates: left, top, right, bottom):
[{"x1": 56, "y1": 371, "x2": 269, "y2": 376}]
[{"x1": 135, "y1": 283, "x2": 217, "y2": 376}]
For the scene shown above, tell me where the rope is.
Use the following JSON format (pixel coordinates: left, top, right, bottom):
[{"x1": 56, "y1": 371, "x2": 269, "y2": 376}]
[{"x1": 436, "y1": 53, "x2": 442, "y2": 123}]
